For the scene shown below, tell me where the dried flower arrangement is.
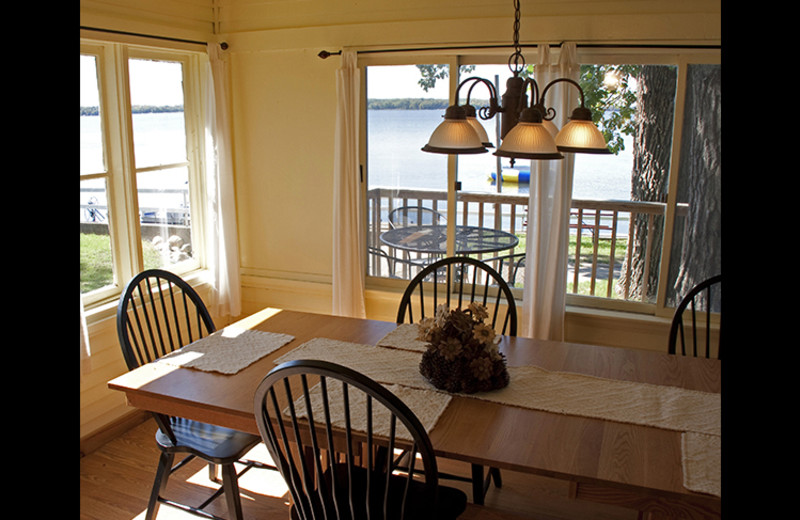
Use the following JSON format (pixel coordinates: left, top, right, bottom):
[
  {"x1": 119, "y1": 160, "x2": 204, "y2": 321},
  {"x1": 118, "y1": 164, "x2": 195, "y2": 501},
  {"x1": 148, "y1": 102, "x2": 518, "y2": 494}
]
[{"x1": 418, "y1": 303, "x2": 510, "y2": 394}]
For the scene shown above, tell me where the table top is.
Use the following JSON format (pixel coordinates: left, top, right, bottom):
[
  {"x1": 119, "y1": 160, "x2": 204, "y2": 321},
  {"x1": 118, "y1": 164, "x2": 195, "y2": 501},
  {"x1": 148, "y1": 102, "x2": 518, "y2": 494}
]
[
  {"x1": 108, "y1": 308, "x2": 721, "y2": 517},
  {"x1": 379, "y1": 225, "x2": 519, "y2": 255}
]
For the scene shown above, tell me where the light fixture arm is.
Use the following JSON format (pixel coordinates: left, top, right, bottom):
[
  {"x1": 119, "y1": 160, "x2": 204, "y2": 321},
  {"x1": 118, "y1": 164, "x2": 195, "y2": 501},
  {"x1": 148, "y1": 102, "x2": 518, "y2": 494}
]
[
  {"x1": 538, "y1": 77, "x2": 592, "y2": 121},
  {"x1": 457, "y1": 76, "x2": 502, "y2": 121}
]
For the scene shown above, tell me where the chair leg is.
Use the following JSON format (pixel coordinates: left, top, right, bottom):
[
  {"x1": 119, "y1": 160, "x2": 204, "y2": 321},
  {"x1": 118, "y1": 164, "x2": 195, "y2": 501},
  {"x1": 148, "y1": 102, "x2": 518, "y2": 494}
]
[
  {"x1": 471, "y1": 464, "x2": 485, "y2": 505},
  {"x1": 490, "y1": 467, "x2": 502, "y2": 488},
  {"x1": 146, "y1": 452, "x2": 174, "y2": 520},
  {"x1": 209, "y1": 462, "x2": 220, "y2": 483},
  {"x1": 470, "y1": 464, "x2": 503, "y2": 505},
  {"x1": 221, "y1": 462, "x2": 244, "y2": 520}
]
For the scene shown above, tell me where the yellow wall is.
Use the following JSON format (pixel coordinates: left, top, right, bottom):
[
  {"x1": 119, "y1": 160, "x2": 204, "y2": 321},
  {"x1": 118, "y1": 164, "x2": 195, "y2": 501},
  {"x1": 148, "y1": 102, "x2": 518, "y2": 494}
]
[{"x1": 79, "y1": 0, "x2": 721, "y2": 447}]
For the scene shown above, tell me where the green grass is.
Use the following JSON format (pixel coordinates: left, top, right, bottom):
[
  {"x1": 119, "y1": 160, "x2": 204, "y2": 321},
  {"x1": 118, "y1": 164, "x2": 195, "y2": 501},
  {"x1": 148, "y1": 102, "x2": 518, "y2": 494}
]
[
  {"x1": 569, "y1": 235, "x2": 628, "y2": 298},
  {"x1": 80, "y1": 233, "x2": 164, "y2": 293},
  {"x1": 80, "y1": 233, "x2": 114, "y2": 293},
  {"x1": 513, "y1": 233, "x2": 628, "y2": 298},
  {"x1": 516, "y1": 233, "x2": 627, "y2": 264},
  {"x1": 569, "y1": 235, "x2": 627, "y2": 266}
]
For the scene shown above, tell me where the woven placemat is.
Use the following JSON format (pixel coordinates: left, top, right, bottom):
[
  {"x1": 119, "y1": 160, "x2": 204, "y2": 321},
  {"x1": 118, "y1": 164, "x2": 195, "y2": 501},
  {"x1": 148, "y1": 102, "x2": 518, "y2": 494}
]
[
  {"x1": 376, "y1": 323, "x2": 429, "y2": 352},
  {"x1": 681, "y1": 432, "x2": 721, "y2": 497},
  {"x1": 159, "y1": 327, "x2": 294, "y2": 374}
]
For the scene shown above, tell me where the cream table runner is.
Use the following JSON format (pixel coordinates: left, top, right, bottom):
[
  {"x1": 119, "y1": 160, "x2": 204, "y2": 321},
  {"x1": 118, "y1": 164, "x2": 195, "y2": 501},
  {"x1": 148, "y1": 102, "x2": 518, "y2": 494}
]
[
  {"x1": 276, "y1": 326, "x2": 721, "y2": 497},
  {"x1": 290, "y1": 382, "x2": 452, "y2": 442},
  {"x1": 158, "y1": 326, "x2": 294, "y2": 374}
]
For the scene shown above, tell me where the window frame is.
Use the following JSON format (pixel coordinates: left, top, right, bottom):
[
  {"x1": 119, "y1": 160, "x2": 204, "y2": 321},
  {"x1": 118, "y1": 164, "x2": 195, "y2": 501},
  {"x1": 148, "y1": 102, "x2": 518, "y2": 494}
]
[
  {"x1": 359, "y1": 46, "x2": 721, "y2": 319},
  {"x1": 80, "y1": 35, "x2": 209, "y2": 309}
]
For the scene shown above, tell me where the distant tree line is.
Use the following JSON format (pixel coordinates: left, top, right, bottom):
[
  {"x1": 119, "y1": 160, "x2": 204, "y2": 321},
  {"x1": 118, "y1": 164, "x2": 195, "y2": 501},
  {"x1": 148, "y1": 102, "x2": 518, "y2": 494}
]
[
  {"x1": 81, "y1": 101, "x2": 497, "y2": 114},
  {"x1": 80, "y1": 105, "x2": 184, "y2": 116},
  {"x1": 368, "y1": 98, "x2": 489, "y2": 110}
]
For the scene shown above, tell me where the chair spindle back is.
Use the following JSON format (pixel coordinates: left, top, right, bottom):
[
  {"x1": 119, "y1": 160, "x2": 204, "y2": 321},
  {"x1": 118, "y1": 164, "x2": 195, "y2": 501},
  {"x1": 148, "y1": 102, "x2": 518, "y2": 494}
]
[
  {"x1": 396, "y1": 256, "x2": 517, "y2": 336},
  {"x1": 254, "y1": 360, "x2": 441, "y2": 520}
]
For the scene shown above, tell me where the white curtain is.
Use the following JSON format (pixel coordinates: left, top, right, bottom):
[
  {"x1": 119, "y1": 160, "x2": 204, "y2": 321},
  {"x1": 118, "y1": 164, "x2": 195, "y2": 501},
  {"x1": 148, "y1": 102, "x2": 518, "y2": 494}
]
[
  {"x1": 80, "y1": 292, "x2": 91, "y2": 378},
  {"x1": 204, "y1": 44, "x2": 242, "y2": 318},
  {"x1": 331, "y1": 50, "x2": 367, "y2": 318},
  {"x1": 520, "y1": 43, "x2": 580, "y2": 340}
]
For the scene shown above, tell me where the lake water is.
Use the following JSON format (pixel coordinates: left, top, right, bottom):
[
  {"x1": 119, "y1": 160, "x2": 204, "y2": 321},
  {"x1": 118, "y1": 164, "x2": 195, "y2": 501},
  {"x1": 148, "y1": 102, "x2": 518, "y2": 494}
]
[
  {"x1": 368, "y1": 109, "x2": 633, "y2": 200},
  {"x1": 80, "y1": 112, "x2": 192, "y2": 222},
  {"x1": 80, "y1": 110, "x2": 633, "y2": 223}
]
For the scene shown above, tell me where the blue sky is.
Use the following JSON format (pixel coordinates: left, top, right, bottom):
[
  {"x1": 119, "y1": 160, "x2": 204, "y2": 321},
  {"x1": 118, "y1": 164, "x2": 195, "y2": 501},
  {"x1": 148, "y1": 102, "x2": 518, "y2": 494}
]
[
  {"x1": 367, "y1": 64, "x2": 512, "y2": 99},
  {"x1": 81, "y1": 55, "x2": 185, "y2": 107}
]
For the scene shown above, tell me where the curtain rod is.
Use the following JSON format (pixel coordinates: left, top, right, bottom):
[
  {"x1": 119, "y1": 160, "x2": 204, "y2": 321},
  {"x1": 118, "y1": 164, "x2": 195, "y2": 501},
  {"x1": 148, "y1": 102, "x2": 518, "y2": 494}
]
[
  {"x1": 318, "y1": 42, "x2": 720, "y2": 59},
  {"x1": 80, "y1": 26, "x2": 229, "y2": 49}
]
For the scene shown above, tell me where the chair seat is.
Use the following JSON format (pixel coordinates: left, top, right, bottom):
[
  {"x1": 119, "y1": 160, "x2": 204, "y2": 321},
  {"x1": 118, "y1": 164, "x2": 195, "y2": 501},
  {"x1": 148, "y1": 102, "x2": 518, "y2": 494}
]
[
  {"x1": 290, "y1": 463, "x2": 467, "y2": 520},
  {"x1": 155, "y1": 417, "x2": 260, "y2": 463}
]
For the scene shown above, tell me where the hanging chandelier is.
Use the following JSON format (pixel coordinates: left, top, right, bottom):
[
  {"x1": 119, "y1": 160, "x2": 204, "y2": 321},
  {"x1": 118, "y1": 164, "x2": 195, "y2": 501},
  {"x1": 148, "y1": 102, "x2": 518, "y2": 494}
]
[{"x1": 422, "y1": 0, "x2": 610, "y2": 160}]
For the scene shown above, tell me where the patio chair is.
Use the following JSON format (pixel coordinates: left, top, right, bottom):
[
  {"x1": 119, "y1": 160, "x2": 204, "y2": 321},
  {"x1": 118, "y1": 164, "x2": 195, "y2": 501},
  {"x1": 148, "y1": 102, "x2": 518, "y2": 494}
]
[
  {"x1": 388, "y1": 206, "x2": 446, "y2": 229},
  {"x1": 395, "y1": 256, "x2": 516, "y2": 504},
  {"x1": 385, "y1": 206, "x2": 447, "y2": 268},
  {"x1": 369, "y1": 246, "x2": 428, "y2": 278},
  {"x1": 116, "y1": 269, "x2": 276, "y2": 520},
  {"x1": 253, "y1": 359, "x2": 468, "y2": 520},
  {"x1": 667, "y1": 274, "x2": 722, "y2": 359},
  {"x1": 480, "y1": 252, "x2": 526, "y2": 286}
]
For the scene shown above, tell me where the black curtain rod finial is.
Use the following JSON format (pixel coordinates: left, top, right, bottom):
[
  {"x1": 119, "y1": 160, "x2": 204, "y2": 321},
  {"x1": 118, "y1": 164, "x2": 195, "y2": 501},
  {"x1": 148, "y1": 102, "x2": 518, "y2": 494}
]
[{"x1": 318, "y1": 49, "x2": 342, "y2": 59}]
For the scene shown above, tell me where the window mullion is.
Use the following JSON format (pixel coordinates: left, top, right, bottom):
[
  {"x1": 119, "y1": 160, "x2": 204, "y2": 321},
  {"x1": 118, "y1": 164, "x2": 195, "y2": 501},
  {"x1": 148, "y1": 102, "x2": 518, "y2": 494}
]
[
  {"x1": 108, "y1": 43, "x2": 144, "y2": 281},
  {"x1": 183, "y1": 53, "x2": 207, "y2": 269},
  {"x1": 654, "y1": 59, "x2": 689, "y2": 318},
  {"x1": 445, "y1": 56, "x2": 460, "y2": 258}
]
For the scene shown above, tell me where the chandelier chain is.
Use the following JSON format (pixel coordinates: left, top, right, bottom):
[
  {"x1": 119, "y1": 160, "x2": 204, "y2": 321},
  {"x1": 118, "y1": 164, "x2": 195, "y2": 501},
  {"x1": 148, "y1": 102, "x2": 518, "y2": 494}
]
[{"x1": 508, "y1": 0, "x2": 525, "y2": 75}]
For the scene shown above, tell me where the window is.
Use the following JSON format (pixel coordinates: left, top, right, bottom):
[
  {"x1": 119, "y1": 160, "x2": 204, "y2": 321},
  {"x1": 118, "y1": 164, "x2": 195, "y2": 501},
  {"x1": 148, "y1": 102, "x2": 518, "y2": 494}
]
[
  {"x1": 362, "y1": 49, "x2": 720, "y2": 319},
  {"x1": 80, "y1": 39, "x2": 207, "y2": 305},
  {"x1": 366, "y1": 64, "x2": 450, "y2": 278}
]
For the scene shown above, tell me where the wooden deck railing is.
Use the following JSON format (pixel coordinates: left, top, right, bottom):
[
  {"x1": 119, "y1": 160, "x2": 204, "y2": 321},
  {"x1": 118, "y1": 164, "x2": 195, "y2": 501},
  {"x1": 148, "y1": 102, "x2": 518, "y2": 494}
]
[
  {"x1": 367, "y1": 187, "x2": 680, "y2": 302},
  {"x1": 80, "y1": 187, "x2": 191, "y2": 226},
  {"x1": 81, "y1": 185, "x2": 675, "y2": 303}
]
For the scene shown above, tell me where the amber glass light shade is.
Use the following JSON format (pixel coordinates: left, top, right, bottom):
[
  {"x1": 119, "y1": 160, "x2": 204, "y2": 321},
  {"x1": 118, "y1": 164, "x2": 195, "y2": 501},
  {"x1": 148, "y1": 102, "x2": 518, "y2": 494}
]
[
  {"x1": 493, "y1": 108, "x2": 563, "y2": 160},
  {"x1": 554, "y1": 108, "x2": 611, "y2": 154},
  {"x1": 542, "y1": 118, "x2": 559, "y2": 138},
  {"x1": 463, "y1": 105, "x2": 494, "y2": 148},
  {"x1": 466, "y1": 116, "x2": 493, "y2": 148},
  {"x1": 422, "y1": 105, "x2": 488, "y2": 155}
]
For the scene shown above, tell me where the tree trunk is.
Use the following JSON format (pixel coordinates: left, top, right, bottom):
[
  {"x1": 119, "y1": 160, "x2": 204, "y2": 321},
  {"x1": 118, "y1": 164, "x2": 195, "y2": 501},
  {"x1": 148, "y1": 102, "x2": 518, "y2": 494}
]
[
  {"x1": 667, "y1": 65, "x2": 722, "y2": 309},
  {"x1": 618, "y1": 65, "x2": 677, "y2": 302}
]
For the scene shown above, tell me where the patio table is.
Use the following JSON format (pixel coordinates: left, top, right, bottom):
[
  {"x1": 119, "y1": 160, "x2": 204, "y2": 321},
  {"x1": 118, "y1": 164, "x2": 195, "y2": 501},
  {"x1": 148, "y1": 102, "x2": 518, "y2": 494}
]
[{"x1": 379, "y1": 224, "x2": 519, "y2": 255}]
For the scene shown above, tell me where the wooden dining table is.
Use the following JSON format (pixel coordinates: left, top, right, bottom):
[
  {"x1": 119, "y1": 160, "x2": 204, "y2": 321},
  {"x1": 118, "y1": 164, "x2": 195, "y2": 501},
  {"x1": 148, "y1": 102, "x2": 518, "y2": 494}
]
[{"x1": 108, "y1": 307, "x2": 721, "y2": 519}]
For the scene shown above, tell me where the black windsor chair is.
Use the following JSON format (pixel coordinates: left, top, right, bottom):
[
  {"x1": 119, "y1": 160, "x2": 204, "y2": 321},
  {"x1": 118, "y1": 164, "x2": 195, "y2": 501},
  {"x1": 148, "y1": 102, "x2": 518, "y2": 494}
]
[
  {"x1": 116, "y1": 269, "x2": 276, "y2": 520},
  {"x1": 667, "y1": 274, "x2": 722, "y2": 359},
  {"x1": 253, "y1": 359, "x2": 468, "y2": 520},
  {"x1": 396, "y1": 256, "x2": 516, "y2": 504},
  {"x1": 397, "y1": 256, "x2": 517, "y2": 336}
]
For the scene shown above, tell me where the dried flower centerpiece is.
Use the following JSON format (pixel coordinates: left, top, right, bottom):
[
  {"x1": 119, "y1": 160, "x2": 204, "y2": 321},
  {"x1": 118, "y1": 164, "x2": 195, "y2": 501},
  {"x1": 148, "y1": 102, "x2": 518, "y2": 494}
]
[{"x1": 418, "y1": 303, "x2": 510, "y2": 394}]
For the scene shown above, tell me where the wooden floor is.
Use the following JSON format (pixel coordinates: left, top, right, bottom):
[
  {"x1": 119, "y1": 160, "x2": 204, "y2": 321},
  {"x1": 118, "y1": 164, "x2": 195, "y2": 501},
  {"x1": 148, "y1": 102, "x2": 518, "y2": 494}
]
[{"x1": 80, "y1": 418, "x2": 639, "y2": 520}]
